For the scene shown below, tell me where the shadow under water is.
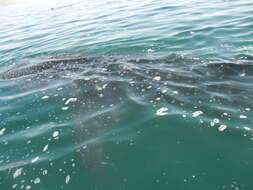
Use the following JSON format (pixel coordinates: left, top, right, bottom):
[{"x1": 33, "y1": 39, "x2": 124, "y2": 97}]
[{"x1": 0, "y1": 54, "x2": 253, "y2": 190}]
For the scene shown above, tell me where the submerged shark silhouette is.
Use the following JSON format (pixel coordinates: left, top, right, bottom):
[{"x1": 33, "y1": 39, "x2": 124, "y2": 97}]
[{"x1": 1, "y1": 54, "x2": 253, "y2": 188}]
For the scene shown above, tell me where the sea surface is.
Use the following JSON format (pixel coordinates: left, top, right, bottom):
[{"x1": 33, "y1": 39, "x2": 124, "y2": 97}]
[{"x1": 0, "y1": 0, "x2": 253, "y2": 189}]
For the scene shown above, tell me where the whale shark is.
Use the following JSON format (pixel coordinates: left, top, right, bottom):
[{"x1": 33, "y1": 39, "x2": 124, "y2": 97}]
[{"x1": 0, "y1": 54, "x2": 253, "y2": 189}]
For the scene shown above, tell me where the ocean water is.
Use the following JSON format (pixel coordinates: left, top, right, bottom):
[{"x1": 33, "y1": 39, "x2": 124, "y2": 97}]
[{"x1": 0, "y1": 0, "x2": 253, "y2": 190}]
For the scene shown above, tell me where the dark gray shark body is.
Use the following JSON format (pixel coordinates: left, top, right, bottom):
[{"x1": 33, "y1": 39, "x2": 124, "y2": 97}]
[
  {"x1": 1, "y1": 54, "x2": 253, "y2": 79},
  {"x1": 1, "y1": 54, "x2": 253, "y2": 105}
]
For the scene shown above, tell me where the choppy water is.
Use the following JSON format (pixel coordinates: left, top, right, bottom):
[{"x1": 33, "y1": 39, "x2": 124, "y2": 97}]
[{"x1": 0, "y1": 0, "x2": 253, "y2": 190}]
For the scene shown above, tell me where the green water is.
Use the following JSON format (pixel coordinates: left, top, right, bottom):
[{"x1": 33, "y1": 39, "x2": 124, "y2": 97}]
[{"x1": 0, "y1": 0, "x2": 253, "y2": 190}]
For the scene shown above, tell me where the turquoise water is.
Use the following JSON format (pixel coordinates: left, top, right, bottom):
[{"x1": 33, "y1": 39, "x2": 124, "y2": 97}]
[{"x1": 0, "y1": 0, "x2": 253, "y2": 189}]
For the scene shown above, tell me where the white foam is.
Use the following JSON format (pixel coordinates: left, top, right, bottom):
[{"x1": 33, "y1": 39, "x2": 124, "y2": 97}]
[
  {"x1": 43, "y1": 144, "x2": 49, "y2": 152},
  {"x1": 218, "y1": 125, "x2": 227, "y2": 132},
  {"x1": 41, "y1": 96, "x2": 49, "y2": 99},
  {"x1": 42, "y1": 170, "x2": 48, "y2": 175},
  {"x1": 13, "y1": 168, "x2": 22, "y2": 179},
  {"x1": 0, "y1": 128, "x2": 6, "y2": 135},
  {"x1": 156, "y1": 107, "x2": 169, "y2": 116},
  {"x1": 240, "y1": 115, "x2": 247, "y2": 119},
  {"x1": 192, "y1": 111, "x2": 203, "y2": 118},
  {"x1": 153, "y1": 76, "x2": 161, "y2": 81},
  {"x1": 65, "y1": 175, "x2": 71, "y2": 184},
  {"x1": 52, "y1": 131, "x2": 59, "y2": 137},
  {"x1": 62, "y1": 106, "x2": 69, "y2": 110},
  {"x1": 34, "y1": 177, "x2": 40, "y2": 184},
  {"x1": 213, "y1": 118, "x2": 220, "y2": 124},
  {"x1": 65, "y1": 98, "x2": 77, "y2": 105},
  {"x1": 244, "y1": 127, "x2": 251, "y2": 131},
  {"x1": 31, "y1": 156, "x2": 39, "y2": 163}
]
